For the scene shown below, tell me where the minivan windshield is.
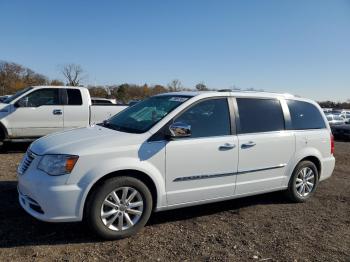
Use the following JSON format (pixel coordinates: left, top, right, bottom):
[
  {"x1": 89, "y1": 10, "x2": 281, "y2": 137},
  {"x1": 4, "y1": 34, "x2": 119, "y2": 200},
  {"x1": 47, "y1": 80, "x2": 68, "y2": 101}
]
[
  {"x1": 103, "y1": 95, "x2": 191, "y2": 133},
  {"x1": 2, "y1": 87, "x2": 33, "y2": 103}
]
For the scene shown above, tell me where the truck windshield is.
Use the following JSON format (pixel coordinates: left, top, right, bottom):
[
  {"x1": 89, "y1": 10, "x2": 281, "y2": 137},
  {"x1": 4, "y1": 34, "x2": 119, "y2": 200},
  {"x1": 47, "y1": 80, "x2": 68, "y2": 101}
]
[
  {"x1": 103, "y1": 95, "x2": 191, "y2": 133},
  {"x1": 2, "y1": 87, "x2": 33, "y2": 103}
]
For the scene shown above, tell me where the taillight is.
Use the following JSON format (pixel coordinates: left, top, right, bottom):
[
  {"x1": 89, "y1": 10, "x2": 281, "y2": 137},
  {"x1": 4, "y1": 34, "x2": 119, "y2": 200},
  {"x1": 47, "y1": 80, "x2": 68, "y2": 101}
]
[{"x1": 331, "y1": 134, "x2": 334, "y2": 155}]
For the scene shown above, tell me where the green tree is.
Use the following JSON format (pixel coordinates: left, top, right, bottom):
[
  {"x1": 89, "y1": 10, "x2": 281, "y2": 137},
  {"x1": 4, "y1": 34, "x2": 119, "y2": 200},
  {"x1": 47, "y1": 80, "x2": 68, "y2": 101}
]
[
  {"x1": 88, "y1": 86, "x2": 108, "y2": 98},
  {"x1": 116, "y1": 84, "x2": 129, "y2": 103},
  {"x1": 195, "y1": 82, "x2": 208, "y2": 91},
  {"x1": 50, "y1": 79, "x2": 64, "y2": 86}
]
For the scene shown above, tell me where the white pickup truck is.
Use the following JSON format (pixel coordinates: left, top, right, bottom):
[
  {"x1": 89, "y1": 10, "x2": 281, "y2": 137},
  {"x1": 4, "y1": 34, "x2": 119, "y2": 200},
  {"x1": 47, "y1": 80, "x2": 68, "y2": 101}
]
[{"x1": 0, "y1": 86, "x2": 127, "y2": 142}]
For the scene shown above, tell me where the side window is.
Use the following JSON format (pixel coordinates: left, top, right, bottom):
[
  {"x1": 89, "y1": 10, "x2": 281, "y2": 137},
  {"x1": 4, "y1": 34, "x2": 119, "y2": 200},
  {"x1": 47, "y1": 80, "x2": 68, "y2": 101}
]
[
  {"x1": 18, "y1": 88, "x2": 60, "y2": 107},
  {"x1": 92, "y1": 99, "x2": 112, "y2": 105},
  {"x1": 287, "y1": 100, "x2": 326, "y2": 130},
  {"x1": 66, "y1": 89, "x2": 83, "y2": 105},
  {"x1": 174, "y1": 98, "x2": 231, "y2": 138},
  {"x1": 237, "y1": 98, "x2": 285, "y2": 134}
]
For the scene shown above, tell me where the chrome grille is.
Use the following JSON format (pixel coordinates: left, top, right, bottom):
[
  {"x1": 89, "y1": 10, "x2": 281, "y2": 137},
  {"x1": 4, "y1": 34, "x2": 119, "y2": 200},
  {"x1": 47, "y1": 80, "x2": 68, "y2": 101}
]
[{"x1": 18, "y1": 150, "x2": 36, "y2": 175}]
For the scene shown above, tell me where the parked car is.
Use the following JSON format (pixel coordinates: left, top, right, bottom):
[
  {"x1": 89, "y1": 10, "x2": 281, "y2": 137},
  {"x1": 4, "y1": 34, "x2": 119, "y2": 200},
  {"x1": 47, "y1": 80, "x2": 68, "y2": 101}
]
[
  {"x1": 17, "y1": 91, "x2": 335, "y2": 239},
  {"x1": 340, "y1": 111, "x2": 350, "y2": 124},
  {"x1": 91, "y1": 97, "x2": 117, "y2": 105},
  {"x1": 331, "y1": 124, "x2": 350, "y2": 140},
  {"x1": 322, "y1": 108, "x2": 333, "y2": 114},
  {"x1": 326, "y1": 114, "x2": 346, "y2": 126},
  {"x1": 0, "y1": 95, "x2": 11, "y2": 102},
  {"x1": 0, "y1": 86, "x2": 127, "y2": 143},
  {"x1": 331, "y1": 110, "x2": 342, "y2": 115}
]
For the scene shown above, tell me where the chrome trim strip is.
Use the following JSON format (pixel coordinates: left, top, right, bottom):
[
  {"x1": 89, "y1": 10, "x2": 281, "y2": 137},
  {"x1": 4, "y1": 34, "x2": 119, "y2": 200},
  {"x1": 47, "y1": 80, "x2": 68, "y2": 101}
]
[
  {"x1": 173, "y1": 172, "x2": 235, "y2": 182},
  {"x1": 237, "y1": 163, "x2": 287, "y2": 175},
  {"x1": 173, "y1": 164, "x2": 287, "y2": 182}
]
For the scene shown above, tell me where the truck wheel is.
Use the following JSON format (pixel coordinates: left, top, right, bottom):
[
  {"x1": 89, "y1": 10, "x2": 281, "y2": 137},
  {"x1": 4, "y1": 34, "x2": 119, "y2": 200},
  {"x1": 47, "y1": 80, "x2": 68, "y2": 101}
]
[
  {"x1": 286, "y1": 160, "x2": 319, "y2": 203},
  {"x1": 0, "y1": 142, "x2": 8, "y2": 152},
  {"x1": 86, "y1": 176, "x2": 153, "y2": 240},
  {"x1": 0, "y1": 130, "x2": 5, "y2": 152}
]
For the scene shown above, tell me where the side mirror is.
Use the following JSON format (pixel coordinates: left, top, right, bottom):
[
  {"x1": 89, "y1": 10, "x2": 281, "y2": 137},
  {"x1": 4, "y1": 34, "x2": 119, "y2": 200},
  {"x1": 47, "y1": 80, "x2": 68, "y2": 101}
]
[{"x1": 169, "y1": 122, "x2": 191, "y2": 138}]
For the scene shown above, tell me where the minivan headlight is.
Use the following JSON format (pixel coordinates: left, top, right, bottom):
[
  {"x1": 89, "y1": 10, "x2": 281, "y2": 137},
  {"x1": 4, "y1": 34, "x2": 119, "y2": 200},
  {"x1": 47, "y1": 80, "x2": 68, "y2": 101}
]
[{"x1": 38, "y1": 155, "x2": 79, "y2": 176}]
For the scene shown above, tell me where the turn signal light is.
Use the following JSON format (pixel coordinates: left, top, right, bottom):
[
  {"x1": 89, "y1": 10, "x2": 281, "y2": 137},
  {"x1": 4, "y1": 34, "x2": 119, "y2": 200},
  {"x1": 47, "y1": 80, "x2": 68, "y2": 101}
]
[{"x1": 65, "y1": 156, "x2": 79, "y2": 173}]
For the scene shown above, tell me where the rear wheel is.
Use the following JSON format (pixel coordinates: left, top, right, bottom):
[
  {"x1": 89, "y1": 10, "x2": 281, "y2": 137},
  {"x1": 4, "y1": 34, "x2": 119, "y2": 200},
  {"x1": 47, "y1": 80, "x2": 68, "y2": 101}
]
[
  {"x1": 86, "y1": 176, "x2": 153, "y2": 240},
  {"x1": 286, "y1": 161, "x2": 319, "y2": 202}
]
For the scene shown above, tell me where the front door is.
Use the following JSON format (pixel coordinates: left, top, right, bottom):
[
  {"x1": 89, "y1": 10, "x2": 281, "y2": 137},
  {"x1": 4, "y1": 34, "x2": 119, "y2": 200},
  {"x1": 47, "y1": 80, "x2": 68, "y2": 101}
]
[
  {"x1": 8, "y1": 88, "x2": 64, "y2": 137},
  {"x1": 166, "y1": 97, "x2": 238, "y2": 206}
]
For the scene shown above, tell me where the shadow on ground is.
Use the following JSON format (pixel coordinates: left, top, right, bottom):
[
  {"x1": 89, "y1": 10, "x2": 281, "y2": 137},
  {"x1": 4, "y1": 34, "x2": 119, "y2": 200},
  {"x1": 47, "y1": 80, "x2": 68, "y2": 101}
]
[
  {"x1": 0, "y1": 142, "x2": 31, "y2": 154},
  {"x1": 0, "y1": 180, "x2": 289, "y2": 248}
]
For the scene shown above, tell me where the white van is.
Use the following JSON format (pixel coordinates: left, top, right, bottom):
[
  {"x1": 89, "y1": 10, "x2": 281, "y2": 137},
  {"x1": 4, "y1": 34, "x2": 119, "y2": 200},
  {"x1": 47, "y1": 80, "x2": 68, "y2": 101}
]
[{"x1": 17, "y1": 91, "x2": 335, "y2": 239}]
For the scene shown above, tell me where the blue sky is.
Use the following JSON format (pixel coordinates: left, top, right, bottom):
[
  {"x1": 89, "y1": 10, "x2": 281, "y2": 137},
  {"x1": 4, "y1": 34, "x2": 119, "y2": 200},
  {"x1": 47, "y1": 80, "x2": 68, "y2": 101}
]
[{"x1": 1, "y1": 0, "x2": 349, "y2": 101}]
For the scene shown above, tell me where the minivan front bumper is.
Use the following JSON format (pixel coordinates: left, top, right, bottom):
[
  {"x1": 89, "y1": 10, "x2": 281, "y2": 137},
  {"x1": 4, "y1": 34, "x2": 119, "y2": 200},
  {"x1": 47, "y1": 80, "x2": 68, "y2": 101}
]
[{"x1": 17, "y1": 168, "x2": 83, "y2": 222}]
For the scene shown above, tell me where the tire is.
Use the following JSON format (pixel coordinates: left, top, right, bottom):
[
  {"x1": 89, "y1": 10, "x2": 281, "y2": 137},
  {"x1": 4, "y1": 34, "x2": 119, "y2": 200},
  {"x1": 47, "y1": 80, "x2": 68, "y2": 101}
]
[
  {"x1": 286, "y1": 160, "x2": 319, "y2": 203},
  {"x1": 0, "y1": 129, "x2": 4, "y2": 148},
  {"x1": 0, "y1": 138, "x2": 8, "y2": 153},
  {"x1": 0, "y1": 141, "x2": 8, "y2": 152},
  {"x1": 85, "y1": 176, "x2": 153, "y2": 240}
]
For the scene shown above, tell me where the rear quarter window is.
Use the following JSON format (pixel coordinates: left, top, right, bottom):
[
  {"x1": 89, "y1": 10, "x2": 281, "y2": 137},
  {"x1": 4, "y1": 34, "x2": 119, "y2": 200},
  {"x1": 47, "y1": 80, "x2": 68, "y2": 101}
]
[
  {"x1": 92, "y1": 99, "x2": 112, "y2": 105},
  {"x1": 287, "y1": 100, "x2": 326, "y2": 130},
  {"x1": 66, "y1": 89, "x2": 83, "y2": 105}
]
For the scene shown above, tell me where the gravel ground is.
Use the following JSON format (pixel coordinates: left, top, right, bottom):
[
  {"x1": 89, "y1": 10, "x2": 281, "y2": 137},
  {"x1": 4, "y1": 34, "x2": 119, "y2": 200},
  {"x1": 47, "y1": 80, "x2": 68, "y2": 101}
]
[{"x1": 0, "y1": 142, "x2": 349, "y2": 261}]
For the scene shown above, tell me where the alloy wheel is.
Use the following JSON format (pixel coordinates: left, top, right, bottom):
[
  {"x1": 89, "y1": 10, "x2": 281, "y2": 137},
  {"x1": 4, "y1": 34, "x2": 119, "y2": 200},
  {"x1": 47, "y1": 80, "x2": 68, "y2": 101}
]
[
  {"x1": 295, "y1": 167, "x2": 315, "y2": 197},
  {"x1": 100, "y1": 186, "x2": 144, "y2": 231}
]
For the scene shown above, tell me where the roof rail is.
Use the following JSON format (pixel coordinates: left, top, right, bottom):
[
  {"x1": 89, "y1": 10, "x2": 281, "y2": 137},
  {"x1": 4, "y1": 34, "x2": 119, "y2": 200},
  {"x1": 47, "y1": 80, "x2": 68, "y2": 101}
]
[{"x1": 217, "y1": 89, "x2": 295, "y2": 97}]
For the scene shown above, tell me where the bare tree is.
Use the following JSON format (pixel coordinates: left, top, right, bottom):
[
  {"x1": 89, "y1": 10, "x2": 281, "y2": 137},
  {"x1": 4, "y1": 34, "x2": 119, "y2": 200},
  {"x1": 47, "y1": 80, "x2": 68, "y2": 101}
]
[
  {"x1": 168, "y1": 79, "x2": 182, "y2": 92},
  {"x1": 61, "y1": 64, "x2": 84, "y2": 86}
]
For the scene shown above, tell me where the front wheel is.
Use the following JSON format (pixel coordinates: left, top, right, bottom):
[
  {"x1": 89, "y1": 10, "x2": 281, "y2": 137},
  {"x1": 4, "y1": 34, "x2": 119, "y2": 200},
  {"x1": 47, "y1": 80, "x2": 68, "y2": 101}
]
[
  {"x1": 85, "y1": 176, "x2": 153, "y2": 240},
  {"x1": 286, "y1": 161, "x2": 319, "y2": 202}
]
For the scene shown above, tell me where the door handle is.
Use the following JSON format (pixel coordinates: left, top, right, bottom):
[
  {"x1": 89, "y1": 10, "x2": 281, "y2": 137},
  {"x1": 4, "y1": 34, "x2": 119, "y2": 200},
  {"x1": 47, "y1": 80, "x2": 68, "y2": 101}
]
[
  {"x1": 53, "y1": 109, "x2": 62, "y2": 115},
  {"x1": 241, "y1": 141, "x2": 256, "y2": 149},
  {"x1": 219, "y1": 143, "x2": 235, "y2": 150}
]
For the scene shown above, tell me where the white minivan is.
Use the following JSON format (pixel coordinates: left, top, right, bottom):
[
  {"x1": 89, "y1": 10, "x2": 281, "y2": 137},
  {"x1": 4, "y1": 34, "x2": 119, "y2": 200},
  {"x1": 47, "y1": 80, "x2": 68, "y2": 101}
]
[{"x1": 17, "y1": 91, "x2": 335, "y2": 239}]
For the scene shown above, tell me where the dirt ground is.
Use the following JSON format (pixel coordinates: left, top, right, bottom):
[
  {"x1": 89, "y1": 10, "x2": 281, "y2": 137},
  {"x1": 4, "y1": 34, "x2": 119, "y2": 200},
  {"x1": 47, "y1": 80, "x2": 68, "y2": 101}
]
[{"x1": 0, "y1": 142, "x2": 349, "y2": 262}]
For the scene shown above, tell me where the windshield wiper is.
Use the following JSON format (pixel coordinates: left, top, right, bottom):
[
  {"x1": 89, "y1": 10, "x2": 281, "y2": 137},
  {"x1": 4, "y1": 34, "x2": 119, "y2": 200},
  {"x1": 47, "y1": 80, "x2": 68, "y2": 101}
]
[
  {"x1": 100, "y1": 120, "x2": 142, "y2": 134},
  {"x1": 100, "y1": 120, "x2": 118, "y2": 130}
]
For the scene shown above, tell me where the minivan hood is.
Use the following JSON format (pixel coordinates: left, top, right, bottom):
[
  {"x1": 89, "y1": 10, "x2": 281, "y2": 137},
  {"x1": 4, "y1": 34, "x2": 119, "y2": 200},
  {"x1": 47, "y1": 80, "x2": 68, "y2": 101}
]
[{"x1": 30, "y1": 125, "x2": 149, "y2": 155}]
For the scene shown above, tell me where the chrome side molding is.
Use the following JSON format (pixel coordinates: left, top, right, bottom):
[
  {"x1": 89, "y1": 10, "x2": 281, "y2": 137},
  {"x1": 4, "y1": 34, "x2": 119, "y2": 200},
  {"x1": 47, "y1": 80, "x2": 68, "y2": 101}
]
[{"x1": 173, "y1": 164, "x2": 287, "y2": 182}]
